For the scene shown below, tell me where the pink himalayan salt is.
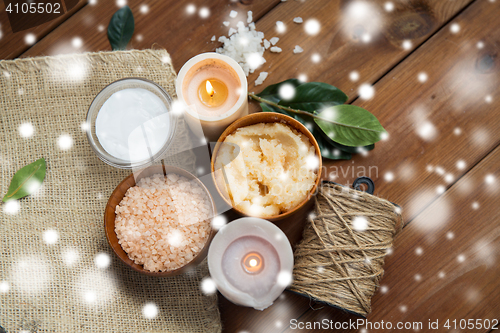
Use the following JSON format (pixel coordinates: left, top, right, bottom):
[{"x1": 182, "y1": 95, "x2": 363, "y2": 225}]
[{"x1": 115, "y1": 173, "x2": 212, "y2": 272}]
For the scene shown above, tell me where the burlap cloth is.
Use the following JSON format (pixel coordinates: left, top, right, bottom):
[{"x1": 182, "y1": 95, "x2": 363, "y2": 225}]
[{"x1": 0, "y1": 50, "x2": 221, "y2": 333}]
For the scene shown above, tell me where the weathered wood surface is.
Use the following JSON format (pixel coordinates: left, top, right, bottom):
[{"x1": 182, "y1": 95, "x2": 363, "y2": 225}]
[
  {"x1": 1, "y1": 0, "x2": 499, "y2": 332},
  {"x1": 0, "y1": 0, "x2": 87, "y2": 59},
  {"x1": 15, "y1": 0, "x2": 282, "y2": 71}
]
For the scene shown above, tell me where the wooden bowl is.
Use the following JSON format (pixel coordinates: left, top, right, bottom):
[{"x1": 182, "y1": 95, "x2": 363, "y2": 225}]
[
  {"x1": 211, "y1": 112, "x2": 322, "y2": 222},
  {"x1": 104, "y1": 165, "x2": 216, "y2": 277}
]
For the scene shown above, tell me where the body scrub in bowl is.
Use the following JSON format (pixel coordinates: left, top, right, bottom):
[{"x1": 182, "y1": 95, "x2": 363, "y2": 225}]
[
  {"x1": 105, "y1": 165, "x2": 215, "y2": 276},
  {"x1": 212, "y1": 113, "x2": 322, "y2": 220}
]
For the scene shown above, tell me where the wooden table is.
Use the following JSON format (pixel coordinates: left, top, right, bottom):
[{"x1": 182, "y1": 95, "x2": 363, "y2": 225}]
[{"x1": 1, "y1": 0, "x2": 499, "y2": 331}]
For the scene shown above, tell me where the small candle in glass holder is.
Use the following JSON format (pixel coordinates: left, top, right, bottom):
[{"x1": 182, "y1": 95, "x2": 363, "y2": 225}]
[
  {"x1": 207, "y1": 217, "x2": 294, "y2": 310},
  {"x1": 176, "y1": 53, "x2": 248, "y2": 141}
]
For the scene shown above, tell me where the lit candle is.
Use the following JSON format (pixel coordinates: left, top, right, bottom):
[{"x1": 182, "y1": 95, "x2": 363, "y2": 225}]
[
  {"x1": 176, "y1": 53, "x2": 248, "y2": 141},
  {"x1": 207, "y1": 217, "x2": 294, "y2": 310}
]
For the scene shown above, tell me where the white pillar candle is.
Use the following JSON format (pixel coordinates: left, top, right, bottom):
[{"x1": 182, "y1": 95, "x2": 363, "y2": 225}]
[
  {"x1": 207, "y1": 217, "x2": 294, "y2": 310},
  {"x1": 176, "y1": 53, "x2": 248, "y2": 142}
]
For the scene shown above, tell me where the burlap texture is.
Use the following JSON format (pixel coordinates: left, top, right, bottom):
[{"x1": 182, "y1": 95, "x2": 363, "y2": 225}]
[{"x1": 0, "y1": 50, "x2": 221, "y2": 333}]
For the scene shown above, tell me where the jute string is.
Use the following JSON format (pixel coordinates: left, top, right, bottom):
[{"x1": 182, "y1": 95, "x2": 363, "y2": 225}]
[
  {"x1": 0, "y1": 50, "x2": 221, "y2": 332},
  {"x1": 290, "y1": 182, "x2": 403, "y2": 317}
]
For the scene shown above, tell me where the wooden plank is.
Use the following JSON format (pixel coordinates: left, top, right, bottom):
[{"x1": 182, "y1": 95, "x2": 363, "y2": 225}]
[
  {"x1": 0, "y1": 0, "x2": 87, "y2": 59},
  {"x1": 246, "y1": 0, "x2": 472, "y2": 102},
  {"x1": 18, "y1": 0, "x2": 282, "y2": 72},
  {"x1": 282, "y1": 144, "x2": 500, "y2": 332},
  {"x1": 217, "y1": 0, "x2": 496, "y2": 331}
]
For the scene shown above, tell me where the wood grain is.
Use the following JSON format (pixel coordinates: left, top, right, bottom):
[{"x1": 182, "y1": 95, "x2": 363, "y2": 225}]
[
  {"x1": 3, "y1": 0, "x2": 498, "y2": 331},
  {"x1": 282, "y1": 144, "x2": 500, "y2": 332},
  {"x1": 245, "y1": 0, "x2": 472, "y2": 101},
  {"x1": 219, "y1": 0, "x2": 500, "y2": 331},
  {"x1": 16, "y1": 0, "x2": 282, "y2": 71},
  {"x1": 0, "y1": 0, "x2": 87, "y2": 59}
]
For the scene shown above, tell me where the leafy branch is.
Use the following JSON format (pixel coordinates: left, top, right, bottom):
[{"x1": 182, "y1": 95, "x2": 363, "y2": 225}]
[
  {"x1": 249, "y1": 92, "x2": 382, "y2": 133},
  {"x1": 251, "y1": 79, "x2": 387, "y2": 160}
]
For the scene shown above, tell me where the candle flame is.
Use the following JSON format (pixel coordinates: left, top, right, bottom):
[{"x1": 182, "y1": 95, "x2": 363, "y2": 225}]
[
  {"x1": 249, "y1": 259, "x2": 258, "y2": 267},
  {"x1": 206, "y1": 80, "x2": 215, "y2": 97}
]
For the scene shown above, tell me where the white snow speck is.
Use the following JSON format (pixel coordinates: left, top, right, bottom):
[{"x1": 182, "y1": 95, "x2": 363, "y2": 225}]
[
  {"x1": 304, "y1": 19, "x2": 321, "y2": 35},
  {"x1": 263, "y1": 39, "x2": 271, "y2": 49},
  {"x1": 255, "y1": 72, "x2": 268, "y2": 86},
  {"x1": 293, "y1": 17, "x2": 303, "y2": 23},
  {"x1": 384, "y1": 172, "x2": 394, "y2": 182},
  {"x1": 211, "y1": 35, "x2": 216, "y2": 41},
  {"x1": 384, "y1": 2, "x2": 394, "y2": 12},
  {"x1": 402, "y1": 40, "x2": 412, "y2": 50},
  {"x1": 471, "y1": 202, "x2": 480, "y2": 210},
  {"x1": 416, "y1": 121, "x2": 437, "y2": 141},
  {"x1": 62, "y1": 248, "x2": 80, "y2": 266},
  {"x1": 211, "y1": 215, "x2": 227, "y2": 230},
  {"x1": 349, "y1": 71, "x2": 360, "y2": 81},
  {"x1": 311, "y1": 53, "x2": 321, "y2": 63},
  {"x1": 3, "y1": 200, "x2": 20, "y2": 215},
  {"x1": 298, "y1": 74, "x2": 307, "y2": 82},
  {"x1": 450, "y1": 23, "x2": 460, "y2": 34},
  {"x1": 418, "y1": 72, "x2": 428, "y2": 83},
  {"x1": 277, "y1": 271, "x2": 293, "y2": 287},
  {"x1": 457, "y1": 254, "x2": 465, "y2": 263},
  {"x1": 116, "y1": 0, "x2": 126, "y2": 7},
  {"x1": 201, "y1": 277, "x2": 217, "y2": 295},
  {"x1": 456, "y1": 160, "x2": 466, "y2": 170},
  {"x1": 229, "y1": 10, "x2": 238, "y2": 18},
  {"x1": 447, "y1": 232, "x2": 454, "y2": 240},
  {"x1": 270, "y1": 46, "x2": 282, "y2": 53},
  {"x1": 485, "y1": 95, "x2": 493, "y2": 103},
  {"x1": 19, "y1": 122, "x2": 34, "y2": 138},
  {"x1": 25, "y1": 33, "x2": 36, "y2": 45},
  {"x1": 436, "y1": 185, "x2": 446, "y2": 194},
  {"x1": 199, "y1": 7, "x2": 210, "y2": 18},
  {"x1": 186, "y1": 4, "x2": 196, "y2": 14},
  {"x1": 0, "y1": 281, "x2": 9, "y2": 293},
  {"x1": 444, "y1": 174, "x2": 454, "y2": 183},
  {"x1": 415, "y1": 247, "x2": 423, "y2": 255},
  {"x1": 58, "y1": 134, "x2": 73, "y2": 150},
  {"x1": 223, "y1": 21, "x2": 230, "y2": 27},
  {"x1": 72, "y1": 37, "x2": 83, "y2": 49},
  {"x1": 485, "y1": 174, "x2": 495, "y2": 184},
  {"x1": 228, "y1": 28, "x2": 237, "y2": 36},
  {"x1": 247, "y1": 11, "x2": 253, "y2": 23},
  {"x1": 143, "y1": 302, "x2": 159, "y2": 319},
  {"x1": 279, "y1": 83, "x2": 296, "y2": 100},
  {"x1": 358, "y1": 83, "x2": 375, "y2": 100},
  {"x1": 43, "y1": 229, "x2": 59, "y2": 245},
  {"x1": 140, "y1": 4, "x2": 149, "y2": 14},
  {"x1": 245, "y1": 52, "x2": 265, "y2": 70},
  {"x1": 454, "y1": 127, "x2": 462, "y2": 135},
  {"x1": 352, "y1": 216, "x2": 368, "y2": 231},
  {"x1": 276, "y1": 21, "x2": 286, "y2": 33},
  {"x1": 476, "y1": 41, "x2": 484, "y2": 49},
  {"x1": 270, "y1": 37, "x2": 280, "y2": 45},
  {"x1": 95, "y1": 253, "x2": 111, "y2": 269},
  {"x1": 293, "y1": 45, "x2": 303, "y2": 54}
]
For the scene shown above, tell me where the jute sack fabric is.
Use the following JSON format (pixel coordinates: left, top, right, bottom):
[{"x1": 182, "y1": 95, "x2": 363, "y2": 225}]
[
  {"x1": 289, "y1": 182, "x2": 403, "y2": 317},
  {"x1": 0, "y1": 50, "x2": 221, "y2": 333}
]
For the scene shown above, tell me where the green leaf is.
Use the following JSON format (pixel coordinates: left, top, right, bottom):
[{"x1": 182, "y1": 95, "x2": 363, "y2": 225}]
[
  {"x1": 315, "y1": 105, "x2": 387, "y2": 147},
  {"x1": 313, "y1": 128, "x2": 352, "y2": 160},
  {"x1": 257, "y1": 78, "x2": 302, "y2": 98},
  {"x1": 318, "y1": 129, "x2": 375, "y2": 153},
  {"x1": 2, "y1": 158, "x2": 46, "y2": 202},
  {"x1": 279, "y1": 82, "x2": 348, "y2": 109},
  {"x1": 107, "y1": 5, "x2": 135, "y2": 51}
]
